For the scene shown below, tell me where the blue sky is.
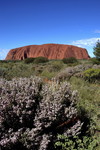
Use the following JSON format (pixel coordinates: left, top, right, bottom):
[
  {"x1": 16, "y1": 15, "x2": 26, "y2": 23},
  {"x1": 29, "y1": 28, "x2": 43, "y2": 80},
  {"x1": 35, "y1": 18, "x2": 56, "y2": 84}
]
[{"x1": 0, "y1": 0, "x2": 100, "y2": 59}]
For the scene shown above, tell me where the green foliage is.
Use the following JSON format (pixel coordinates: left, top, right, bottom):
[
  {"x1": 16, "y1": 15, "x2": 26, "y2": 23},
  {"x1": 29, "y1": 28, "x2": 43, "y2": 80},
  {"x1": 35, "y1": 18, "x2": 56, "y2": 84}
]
[
  {"x1": 83, "y1": 68, "x2": 100, "y2": 82},
  {"x1": 24, "y1": 57, "x2": 49, "y2": 64},
  {"x1": 55, "y1": 134, "x2": 99, "y2": 150},
  {"x1": 24, "y1": 57, "x2": 35, "y2": 64},
  {"x1": 93, "y1": 40, "x2": 100, "y2": 59},
  {"x1": 0, "y1": 60, "x2": 100, "y2": 149},
  {"x1": 62, "y1": 57, "x2": 78, "y2": 64},
  {"x1": 34, "y1": 65, "x2": 44, "y2": 74},
  {"x1": 90, "y1": 58, "x2": 100, "y2": 64},
  {"x1": 0, "y1": 59, "x2": 61, "y2": 80},
  {"x1": 34, "y1": 56, "x2": 49, "y2": 64},
  {"x1": 56, "y1": 77, "x2": 100, "y2": 150},
  {"x1": 41, "y1": 70, "x2": 56, "y2": 79},
  {"x1": 1, "y1": 63, "x2": 35, "y2": 80},
  {"x1": 48, "y1": 61, "x2": 64, "y2": 72},
  {"x1": 0, "y1": 67, "x2": 7, "y2": 77},
  {"x1": 69, "y1": 77, "x2": 100, "y2": 134},
  {"x1": 0, "y1": 60, "x2": 22, "y2": 64}
]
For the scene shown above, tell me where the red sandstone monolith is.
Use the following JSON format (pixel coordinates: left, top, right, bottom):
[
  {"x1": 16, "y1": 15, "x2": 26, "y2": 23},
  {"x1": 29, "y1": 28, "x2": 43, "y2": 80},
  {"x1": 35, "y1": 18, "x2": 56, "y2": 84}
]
[{"x1": 5, "y1": 44, "x2": 90, "y2": 60}]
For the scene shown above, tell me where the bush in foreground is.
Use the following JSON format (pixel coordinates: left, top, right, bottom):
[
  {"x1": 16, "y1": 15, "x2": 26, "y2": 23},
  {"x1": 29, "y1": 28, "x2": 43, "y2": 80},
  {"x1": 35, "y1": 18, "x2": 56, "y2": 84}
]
[
  {"x1": 0, "y1": 77, "x2": 88, "y2": 150},
  {"x1": 55, "y1": 134, "x2": 98, "y2": 150}
]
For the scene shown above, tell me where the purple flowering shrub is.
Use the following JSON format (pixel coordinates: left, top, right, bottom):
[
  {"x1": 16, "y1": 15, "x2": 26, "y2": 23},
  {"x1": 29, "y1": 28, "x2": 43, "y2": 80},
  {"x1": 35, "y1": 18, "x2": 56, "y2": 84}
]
[{"x1": 0, "y1": 77, "x2": 86, "y2": 150}]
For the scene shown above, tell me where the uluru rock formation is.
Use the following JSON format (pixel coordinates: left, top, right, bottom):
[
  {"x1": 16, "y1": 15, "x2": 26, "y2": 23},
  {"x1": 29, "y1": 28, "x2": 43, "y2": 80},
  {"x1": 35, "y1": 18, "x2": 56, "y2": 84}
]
[{"x1": 5, "y1": 44, "x2": 90, "y2": 60}]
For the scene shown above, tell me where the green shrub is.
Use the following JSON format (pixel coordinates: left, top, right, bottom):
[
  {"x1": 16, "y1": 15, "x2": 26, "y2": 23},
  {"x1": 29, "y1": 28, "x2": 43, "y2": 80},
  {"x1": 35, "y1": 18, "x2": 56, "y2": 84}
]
[
  {"x1": 48, "y1": 61, "x2": 63, "y2": 72},
  {"x1": 90, "y1": 58, "x2": 100, "y2": 64},
  {"x1": 34, "y1": 66, "x2": 44, "y2": 74},
  {"x1": 41, "y1": 70, "x2": 56, "y2": 79},
  {"x1": 24, "y1": 57, "x2": 35, "y2": 64},
  {"x1": 69, "y1": 77, "x2": 100, "y2": 133},
  {"x1": 55, "y1": 134, "x2": 99, "y2": 150},
  {"x1": 62, "y1": 57, "x2": 78, "y2": 64},
  {"x1": 83, "y1": 68, "x2": 100, "y2": 82},
  {"x1": 34, "y1": 56, "x2": 48, "y2": 64},
  {"x1": 0, "y1": 67, "x2": 7, "y2": 77},
  {"x1": 0, "y1": 60, "x2": 22, "y2": 63}
]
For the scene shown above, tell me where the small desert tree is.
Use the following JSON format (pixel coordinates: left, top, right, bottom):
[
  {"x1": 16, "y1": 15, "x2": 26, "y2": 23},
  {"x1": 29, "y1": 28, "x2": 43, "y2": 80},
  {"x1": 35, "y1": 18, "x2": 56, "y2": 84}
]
[{"x1": 93, "y1": 40, "x2": 100, "y2": 60}]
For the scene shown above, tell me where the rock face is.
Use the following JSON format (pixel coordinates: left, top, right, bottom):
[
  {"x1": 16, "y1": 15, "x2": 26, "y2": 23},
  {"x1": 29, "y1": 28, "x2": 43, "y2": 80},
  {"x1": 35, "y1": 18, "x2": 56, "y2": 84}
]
[{"x1": 5, "y1": 44, "x2": 90, "y2": 60}]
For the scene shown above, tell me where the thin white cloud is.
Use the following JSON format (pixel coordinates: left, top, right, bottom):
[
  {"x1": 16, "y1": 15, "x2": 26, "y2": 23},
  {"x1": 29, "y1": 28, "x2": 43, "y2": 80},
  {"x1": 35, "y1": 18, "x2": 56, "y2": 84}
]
[
  {"x1": 94, "y1": 30, "x2": 100, "y2": 33},
  {"x1": 72, "y1": 38, "x2": 100, "y2": 47},
  {"x1": 0, "y1": 48, "x2": 10, "y2": 60}
]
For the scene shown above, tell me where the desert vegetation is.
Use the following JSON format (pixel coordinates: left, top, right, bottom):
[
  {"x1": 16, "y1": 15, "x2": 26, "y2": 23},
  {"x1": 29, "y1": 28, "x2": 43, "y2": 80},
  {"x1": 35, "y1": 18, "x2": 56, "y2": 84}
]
[
  {"x1": 62, "y1": 57, "x2": 78, "y2": 64},
  {"x1": 0, "y1": 56, "x2": 100, "y2": 150}
]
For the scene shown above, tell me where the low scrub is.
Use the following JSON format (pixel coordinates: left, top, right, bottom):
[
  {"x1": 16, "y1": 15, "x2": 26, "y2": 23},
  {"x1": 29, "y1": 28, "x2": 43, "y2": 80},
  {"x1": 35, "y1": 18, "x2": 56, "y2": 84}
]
[
  {"x1": 55, "y1": 134, "x2": 99, "y2": 150},
  {"x1": 41, "y1": 70, "x2": 56, "y2": 79},
  {"x1": 24, "y1": 58, "x2": 35, "y2": 64},
  {"x1": 69, "y1": 77, "x2": 100, "y2": 135},
  {"x1": 90, "y1": 58, "x2": 100, "y2": 65},
  {"x1": 62, "y1": 57, "x2": 78, "y2": 64},
  {"x1": 54, "y1": 64, "x2": 93, "y2": 82},
  {"x1": 47, "y1": 61, "x2": 64, "y2": 72},
  {"x1": 0, "y1": 67, "x2": 7, "y2": 77},
  {"x1": 0, "y1": 77, "x2": 90, "y2": 150},
  {"x1": 24, "y1": 57, "x2": 49, "y2": 64},
  {"x1": 34, "y1": 56, "x2": 49, "y2": 64},
  {"x1": 0, "y1": 60, "x2": 22, "y2": 63},
  {"x1": 83, "y1": 68, "x2": 100, "y2": 82}
]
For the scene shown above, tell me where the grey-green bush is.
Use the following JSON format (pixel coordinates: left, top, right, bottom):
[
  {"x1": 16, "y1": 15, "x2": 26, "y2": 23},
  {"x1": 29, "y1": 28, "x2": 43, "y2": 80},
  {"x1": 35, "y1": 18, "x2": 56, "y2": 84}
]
[
  {"x1": 83, "y1": 68, "x2": 100, "y2": 82},
  {"x1": 55, "y1": 134, "x2": 99, "y2": 150},
  {"x1": 90, "y1": 57, "x2": 100, "y2": 64},
  {"x1": 0, "y1": 77, "x2": 89, "y2": 150},
  {"x1": 54, "y1": 64, "x2": 93, "y2": 82},
  {"x1": 62, "y1": 57, "x2": 78, "y2": 64},
  {"x1": 0, "y1": 67, "x2": 7, "y2": 77},
  {"x1": 24, "y1": 58, "x2": 35, "y2": 64},
  {"x1": 34, "y1": 56, "x2": 49, "y2": 64}
]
